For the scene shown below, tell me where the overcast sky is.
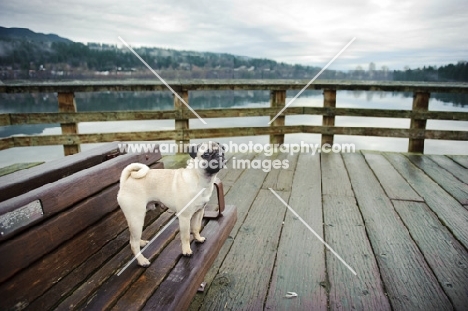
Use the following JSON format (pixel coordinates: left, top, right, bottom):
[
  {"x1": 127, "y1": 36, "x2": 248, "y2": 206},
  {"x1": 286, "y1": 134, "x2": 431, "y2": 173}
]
[{"x1": 1, "y1": 0, "x2": 467, "y2": 70}]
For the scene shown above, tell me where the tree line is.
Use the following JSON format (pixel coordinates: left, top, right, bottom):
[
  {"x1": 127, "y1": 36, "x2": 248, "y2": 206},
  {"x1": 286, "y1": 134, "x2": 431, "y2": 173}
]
[{"x1": 393, "y1": 62, "x2": 468, "y2": 82}]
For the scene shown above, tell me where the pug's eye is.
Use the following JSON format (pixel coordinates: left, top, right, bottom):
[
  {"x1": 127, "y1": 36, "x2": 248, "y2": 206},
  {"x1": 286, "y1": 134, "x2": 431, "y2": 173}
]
[{"x1": 202, "y1": 152, "x2": 210, "y2": 159}]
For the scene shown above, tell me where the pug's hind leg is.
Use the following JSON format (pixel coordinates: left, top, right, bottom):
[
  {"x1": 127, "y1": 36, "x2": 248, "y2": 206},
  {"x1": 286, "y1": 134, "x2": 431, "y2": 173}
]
[
  {"x1": 127, "y1": 210, "x2": 150, "y2": 267},
  {"x1": 191, "y1": 207, "x2": 205, "y2": 243}
]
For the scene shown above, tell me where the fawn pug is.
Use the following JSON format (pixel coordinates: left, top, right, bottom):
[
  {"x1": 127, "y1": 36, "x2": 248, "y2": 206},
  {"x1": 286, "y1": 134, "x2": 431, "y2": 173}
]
[{"x1": 117, "y1": 141, "x2": 225, "y2": 267}]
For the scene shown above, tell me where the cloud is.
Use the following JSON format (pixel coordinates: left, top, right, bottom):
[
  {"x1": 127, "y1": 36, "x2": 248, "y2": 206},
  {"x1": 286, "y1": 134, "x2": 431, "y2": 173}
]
[{"x1": 0, "y1": 0, "x2": 467, "y2": 70}]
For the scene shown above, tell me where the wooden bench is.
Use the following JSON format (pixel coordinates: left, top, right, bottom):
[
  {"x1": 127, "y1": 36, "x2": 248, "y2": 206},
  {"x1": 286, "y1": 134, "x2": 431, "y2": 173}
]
[{"x1": 0, "y1": 142, "x2": 237, "y2": 310}]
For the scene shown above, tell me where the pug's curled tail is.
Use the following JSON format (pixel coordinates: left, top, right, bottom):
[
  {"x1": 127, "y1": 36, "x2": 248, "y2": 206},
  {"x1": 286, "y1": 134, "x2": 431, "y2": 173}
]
[{"x1": 120, "y1": 163, "x2": 150, "y2": 184}]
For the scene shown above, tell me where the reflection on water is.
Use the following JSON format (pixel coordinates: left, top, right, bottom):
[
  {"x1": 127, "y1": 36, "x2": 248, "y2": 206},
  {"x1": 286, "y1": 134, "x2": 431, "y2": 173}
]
[{"x1": 0, "y1": 90, "x2": 467, "y2": 167}]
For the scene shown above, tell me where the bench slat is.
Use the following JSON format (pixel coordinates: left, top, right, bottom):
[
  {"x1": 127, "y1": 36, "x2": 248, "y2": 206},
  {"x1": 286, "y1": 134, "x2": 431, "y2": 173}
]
[
  {"x1": 111, "y1": 222, "x2": 211, "y2": 310},
  {"x1": 93, "y1": 232, "x2": 182, "y2": 311},
  {"x1": 0, "y1": 183, "x2": 120, "y2": 283},
  {"x1": 0, "y1": 152, "x2": 160, "y2": 241},
  {"x1": 142, "y1": 205, "x2": 237, "y2": 310},
  {"x1": 27, "y1": 207, "x2": 165, "y2": 311},
  {"x1": 0, "y1": 208, "x2": 126, "y2": 310},
  {"x1": 0, "y1": 142, "x2": 123, "y2": 202},
  {"x1": 0, "y1": 160, "x2": 165, "y2": 308},
  {"x1": 0, "y1": 206, "x2": 166, "y2": 310},
  {"x1": 71, "y1": 217, "x2": 180, "y2": 311}
]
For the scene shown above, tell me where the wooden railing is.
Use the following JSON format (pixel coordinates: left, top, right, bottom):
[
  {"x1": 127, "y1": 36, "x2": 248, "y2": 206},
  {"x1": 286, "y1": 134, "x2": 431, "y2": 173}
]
[{"x1": 1, "y1": 80, "x2": 467, "y2": 155}]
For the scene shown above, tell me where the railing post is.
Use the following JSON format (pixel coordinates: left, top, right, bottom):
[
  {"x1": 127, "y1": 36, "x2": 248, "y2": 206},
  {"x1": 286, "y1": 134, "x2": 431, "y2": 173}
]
[
  {"x1": 322, "y1": 89, "x2": 336, "y2": 146},
  {"x1": 408, "y1": 92, "x2": 430, "y2": 153},
  {"x1": 270, "y1": 90, "x2": 286, "y2": 145},
  {"x1": 174, "y1": 90, "x2": 189, "y2": 153},
  {"x1": 58, "y1": 92, "x2": 80, "y2": 156}
]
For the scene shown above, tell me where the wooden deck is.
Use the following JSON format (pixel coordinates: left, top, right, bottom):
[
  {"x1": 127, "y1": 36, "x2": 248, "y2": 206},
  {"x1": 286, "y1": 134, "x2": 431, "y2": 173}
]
[{"x1": 160, "y1": 151, "x2": 468, "y2": 311}]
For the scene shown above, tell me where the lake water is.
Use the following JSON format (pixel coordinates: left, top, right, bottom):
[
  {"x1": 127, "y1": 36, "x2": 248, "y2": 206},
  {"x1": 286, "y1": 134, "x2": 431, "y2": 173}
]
[{"x1": 0, "y1": 90, "x2": 467, "y2": 168}]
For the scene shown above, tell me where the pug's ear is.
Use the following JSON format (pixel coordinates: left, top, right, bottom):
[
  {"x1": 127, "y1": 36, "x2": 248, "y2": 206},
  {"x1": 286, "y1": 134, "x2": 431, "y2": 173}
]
[{"x1": 189, "y1": 144, "x2": 199, "y2": 159}]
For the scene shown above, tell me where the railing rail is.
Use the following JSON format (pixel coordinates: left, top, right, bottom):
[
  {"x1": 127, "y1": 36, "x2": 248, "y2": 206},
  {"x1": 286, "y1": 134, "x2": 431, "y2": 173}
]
[{"x1": 1, "y1": 79, "x2": 467, "y2": 155}]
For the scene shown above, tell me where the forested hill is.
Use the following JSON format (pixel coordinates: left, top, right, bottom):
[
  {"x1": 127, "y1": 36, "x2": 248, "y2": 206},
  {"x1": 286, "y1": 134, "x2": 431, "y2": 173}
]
[
  {"x1": 0, "y1": 27, "x2": 324, "y2": 80},
  {"x1": 0, "y1": 26, "x2": 72, "y2": 43},
  {"x1": 0, "y1": 26, "x2": 467, "y2": 82}
]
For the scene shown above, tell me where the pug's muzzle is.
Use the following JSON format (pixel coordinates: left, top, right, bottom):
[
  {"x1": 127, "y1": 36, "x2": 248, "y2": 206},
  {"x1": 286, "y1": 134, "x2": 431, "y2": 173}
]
[{"x1": 202, "y1": 150, "x2": 225, "y2": 175}]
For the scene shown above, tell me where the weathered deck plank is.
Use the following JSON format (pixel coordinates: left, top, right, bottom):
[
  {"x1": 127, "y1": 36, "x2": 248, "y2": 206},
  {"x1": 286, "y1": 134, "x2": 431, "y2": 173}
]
[
  {"x1": 220, "y1": 152, "x2": 277, "y2": 237},
  {"x1": 321, "y1": 152, "x2": 354, "y2": 197},
  {"x1": 427, "y1": 154, "x2": 468, "y2": 184},
  {"x1": 322, "y1": 153, "x2": 391, "y2": 311},
  {"x1": 220, "y1": 152, "x2": 257, "y2": 193},
  {"x1": 406, "y1": 154, "x2": 468, "y2": 205},
  {"x1": 392, "y1": 200, "x2": 468, "y2": 310},
  {"x1": 342, "y1": 152, "x2": 452, "y2": 310},
  {"x1": 191, "y1": 153, "x2": 272, "y2": 310},
  {"x1": 189, "y1": 154, "x2": 249, "y2": 310},
  {"x1": 262, "y1": 152, "x2": 298, "y2": 191},
  {"x1": 265, "y1": 153, "x2": 326, "y2": 310},
  {"x1": 199, "y1": 190, "x2": 289, "y2": 310},
  {"x1": 363, "y1": 152, "x2": 423, "y2": 202},
  {"x1": 448, "y1": 155, "x2": 468, "y2": 169},
  {"x1": 385, "y1": 153, "x2": 468, "y2": 249}
]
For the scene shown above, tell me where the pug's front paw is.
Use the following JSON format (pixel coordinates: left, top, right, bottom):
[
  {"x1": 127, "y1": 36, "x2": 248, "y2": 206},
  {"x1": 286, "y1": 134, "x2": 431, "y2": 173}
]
[
  {"x1": 182, "y1": 245, "x2": 193, "y2": 257},
  {"x1": 137, "y1": 257, "x2": 151, "y2": 267}
]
